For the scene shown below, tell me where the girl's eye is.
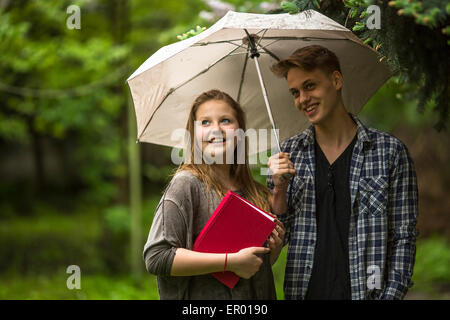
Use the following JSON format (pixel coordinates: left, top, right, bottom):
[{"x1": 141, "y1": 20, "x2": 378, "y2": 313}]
[
  {"x1": 201, "y1": 120, "x2": 209, "y2": 126},
  {"x1": 221, "y1": 118, "x2": 231, "y2": 124}
]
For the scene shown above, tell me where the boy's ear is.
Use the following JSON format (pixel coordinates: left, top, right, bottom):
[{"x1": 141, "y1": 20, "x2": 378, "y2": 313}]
[{"x1": 332, "y1": 70, "x2": 343, "y2": 91}]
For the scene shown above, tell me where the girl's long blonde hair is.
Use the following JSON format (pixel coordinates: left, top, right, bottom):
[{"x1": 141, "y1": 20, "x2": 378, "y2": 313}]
[{"x1": 174, "y1": 89, "x2": 271, "y2": 212}]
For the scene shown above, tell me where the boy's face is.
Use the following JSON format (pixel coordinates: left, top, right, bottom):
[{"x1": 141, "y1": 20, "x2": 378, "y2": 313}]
[{"x1": 286, "y1": 67, "x2": 343, "y2": 126}]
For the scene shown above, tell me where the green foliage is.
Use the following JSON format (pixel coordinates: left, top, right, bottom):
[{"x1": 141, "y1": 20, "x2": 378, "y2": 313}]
[
  {"x1": 272, "y1": 246, "x2": 288, "y2": 299},
  {"x1": 104, "y1": 205, "x2": 131, "y2": 234},
  {"x1": 388, "y1": 0, "x2": 448, "y2": 28},
  {"x1": 0, "y1": 208, "x2": 105, "y2": 274},
  {"x1": 359, "y1": 76, "x2": 439, "y2": 132},
  {"x1": 412, "y1": 235, "x2": 450, "y2": 295},
  {"x1": 0, "y1": 0, "x2": 133, "y2": 205},
  {"x1": 177, "y1": 25, "x2": 207, "y2": 40},
  {"x1": 0, "y1": 196, "x2": 160, "y2": 276},
  {"x1": 143, "y1": 164, "x2": 177, "y2": 185},
  {"x1": 281, "y1": 1, "x2": 300, "y2": 14}
]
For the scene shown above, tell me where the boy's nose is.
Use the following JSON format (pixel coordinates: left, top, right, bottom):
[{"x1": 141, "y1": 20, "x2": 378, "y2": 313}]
[{"x1": 298, "y1": 92, "x2": 310, "y2": 108}]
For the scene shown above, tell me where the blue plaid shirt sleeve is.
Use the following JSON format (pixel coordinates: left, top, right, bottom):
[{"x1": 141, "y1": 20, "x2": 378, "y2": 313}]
[{"x1": 380, "y1": 143, "x2": 419, "y2": 299}]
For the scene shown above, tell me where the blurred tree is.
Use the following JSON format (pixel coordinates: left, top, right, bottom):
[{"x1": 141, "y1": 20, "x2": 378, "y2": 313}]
[
  {"x1": 0, "y1": 0, "x2": 130, "y2": 203},
  {"x1": 0, "y1": 0, "x2": 207, "y2": 204}
]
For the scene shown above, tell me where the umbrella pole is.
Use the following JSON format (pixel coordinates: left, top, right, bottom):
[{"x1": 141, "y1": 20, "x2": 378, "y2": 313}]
[
  {"x1": 245, "y1": 30, "x2": 292, "y2": 181},
  {"x1": 252, "y1": 56, "x2": 282, "y2": 154},
  {"x1": 244, "y1": 30, "x2": 282, "y2": 153},
  {"x1": 252, "y1": 55, "x2": 293, "y2": 181}
]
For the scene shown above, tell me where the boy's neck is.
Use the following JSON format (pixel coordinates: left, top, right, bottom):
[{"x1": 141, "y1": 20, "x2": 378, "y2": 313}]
[{"x1": 314, "y1": 103, "x2": 357, "y2": 149}]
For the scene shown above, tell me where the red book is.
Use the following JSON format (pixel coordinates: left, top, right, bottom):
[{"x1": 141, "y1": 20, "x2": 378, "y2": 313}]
[{"x1": 193, "y1": 190, "x2": 276, "y2": 289}]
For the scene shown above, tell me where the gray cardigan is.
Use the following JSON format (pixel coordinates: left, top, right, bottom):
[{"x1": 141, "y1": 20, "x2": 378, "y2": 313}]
[{"x1": 143, "y1": 170, "x2": 276, "y2": 300}]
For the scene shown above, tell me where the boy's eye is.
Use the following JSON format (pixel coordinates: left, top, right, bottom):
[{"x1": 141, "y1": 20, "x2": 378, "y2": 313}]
[
  {"x1": 290, "y1": 89, "x2": 299, "y2": 98},
  {"x1": 305, "y1": 83, "x2": 315, "y2": 90}
]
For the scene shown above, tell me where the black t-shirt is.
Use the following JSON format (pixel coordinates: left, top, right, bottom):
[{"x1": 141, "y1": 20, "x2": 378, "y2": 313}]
[{"x1": 305, "y1": 134, "x2": 357, "y2": 300}]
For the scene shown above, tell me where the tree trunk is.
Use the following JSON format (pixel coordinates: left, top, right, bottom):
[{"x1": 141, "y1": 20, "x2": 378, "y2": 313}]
[
  {"x1": 109, "y1": 0, "x2": 143, "y2": 279},
  {"x1": 27, "y1": 116, "x2": 45, "y2": 193}
]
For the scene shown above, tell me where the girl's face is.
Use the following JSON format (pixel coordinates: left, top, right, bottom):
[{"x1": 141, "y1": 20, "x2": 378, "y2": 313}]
[{"x1": 194, "y1": 99, "x2": 240, "y2": 163}]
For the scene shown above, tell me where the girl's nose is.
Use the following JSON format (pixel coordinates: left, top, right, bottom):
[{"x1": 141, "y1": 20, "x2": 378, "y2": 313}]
[{"x1": 210, "y1": 122, "x2": 221, "y2": 132}]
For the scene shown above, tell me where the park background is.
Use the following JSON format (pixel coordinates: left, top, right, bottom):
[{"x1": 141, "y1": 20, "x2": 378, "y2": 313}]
[{"x1": 0, "y1": 0, "x2": 449, "y2": 299}]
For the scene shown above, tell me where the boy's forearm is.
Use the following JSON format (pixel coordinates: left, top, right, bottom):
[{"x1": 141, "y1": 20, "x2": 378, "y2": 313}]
[{"x1": 270, "y1": 185, "x2": 288, "y2": 215}]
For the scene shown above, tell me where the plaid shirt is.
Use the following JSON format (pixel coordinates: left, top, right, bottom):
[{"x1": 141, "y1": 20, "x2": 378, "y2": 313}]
[{"x1": 267, "y1": 115, "x2": 419, "y2": 300}]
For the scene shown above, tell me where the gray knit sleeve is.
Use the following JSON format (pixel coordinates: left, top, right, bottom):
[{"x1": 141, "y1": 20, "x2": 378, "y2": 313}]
[
  {"x1": 143, "y1": 199, "x2": 186, "y2": 276},
  {"x1": 142, "y1": 171, "x2": 199, "y2": 276}
]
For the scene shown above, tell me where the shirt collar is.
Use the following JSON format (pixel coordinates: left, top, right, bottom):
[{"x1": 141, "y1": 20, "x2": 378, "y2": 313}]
[{"x1": 300, "y1": 113, "x2": 373, "y2": 149}]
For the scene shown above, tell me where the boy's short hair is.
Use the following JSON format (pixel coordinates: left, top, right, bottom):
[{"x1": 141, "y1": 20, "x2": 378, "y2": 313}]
[{"x1": 271, "y1": 45, "x2": 342, "y2": 78}]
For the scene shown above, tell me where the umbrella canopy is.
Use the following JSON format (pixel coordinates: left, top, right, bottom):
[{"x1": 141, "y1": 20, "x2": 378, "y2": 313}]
[{"x1": 127, "y1": 10, "x2": 391, "y2": 154}]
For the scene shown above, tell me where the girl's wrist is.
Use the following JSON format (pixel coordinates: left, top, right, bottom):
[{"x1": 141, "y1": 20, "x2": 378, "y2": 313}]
[{"x1": 225, "y1": 252, "x2": 236, "y2": 272}]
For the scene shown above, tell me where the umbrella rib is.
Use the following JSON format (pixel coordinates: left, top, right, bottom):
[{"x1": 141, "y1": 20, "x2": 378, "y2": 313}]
[
  {"x1": 257, "y1": 38, "x2": 281, "y2": 50},
  {"x1": 195, "y1": 36, "x2": 353, "y2": 46},
  {"x1": 255, "y1": 29, "x2": 268, "y2": 48},
  {"x1": 227, "y1": 52, "x2": 251, "y2": 56},
  {"x1": 137, "y1": 46, "x2": 242, "y2": 141},
  {"x1": 236, "y1": 48, "x2": 250, "y2": 104},
  {"x1": 258, "y1": 36, "x2": 352, "y2": 41},
  {"x1": 257, "y1": 44, "x2": 280, "y2": 61},
  {"x1": 193, "y1": 39, "x2": 247, "y2": 50}
]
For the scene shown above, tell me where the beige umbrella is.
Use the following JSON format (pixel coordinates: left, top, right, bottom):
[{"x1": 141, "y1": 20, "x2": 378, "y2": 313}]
[{"x1": 127, "y1": 10, "x2": 391, "y2": 154}]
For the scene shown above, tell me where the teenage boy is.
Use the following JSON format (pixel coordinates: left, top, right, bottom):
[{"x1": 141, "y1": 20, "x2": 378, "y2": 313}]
[{"x1": 267, "y1": 45, "x2": 419, "y2": 300}]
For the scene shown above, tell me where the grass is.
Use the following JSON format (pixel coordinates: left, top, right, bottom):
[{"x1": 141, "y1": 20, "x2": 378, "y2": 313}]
[
  {"x1": 0, "y1": 238, "x2": 449, "y2": 299},
  {"x1": 0, "y1": 270, "x2": 159, "y2": 300},
  {"x1": 0, "y1": 248, "x2": 287, "y2": 300}
]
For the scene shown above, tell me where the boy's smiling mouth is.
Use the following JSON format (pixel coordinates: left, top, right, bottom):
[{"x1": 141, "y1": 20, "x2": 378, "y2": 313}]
[{"x1": 304, "y1": 102, "x2": 319, "y2": 116}]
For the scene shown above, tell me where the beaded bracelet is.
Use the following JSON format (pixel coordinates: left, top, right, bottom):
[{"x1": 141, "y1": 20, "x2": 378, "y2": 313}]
[{"x1": 223, "y1": 252, "x2": 228, "y2": 272}]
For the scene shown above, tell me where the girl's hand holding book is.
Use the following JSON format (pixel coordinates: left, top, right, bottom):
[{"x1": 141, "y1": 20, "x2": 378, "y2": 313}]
[
  {"x1": 227, "y1": 247, "x2": 271, "y2": 279},
  {"x1": 268, "y1": 219, "x2": 285, "y2": 265}
]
